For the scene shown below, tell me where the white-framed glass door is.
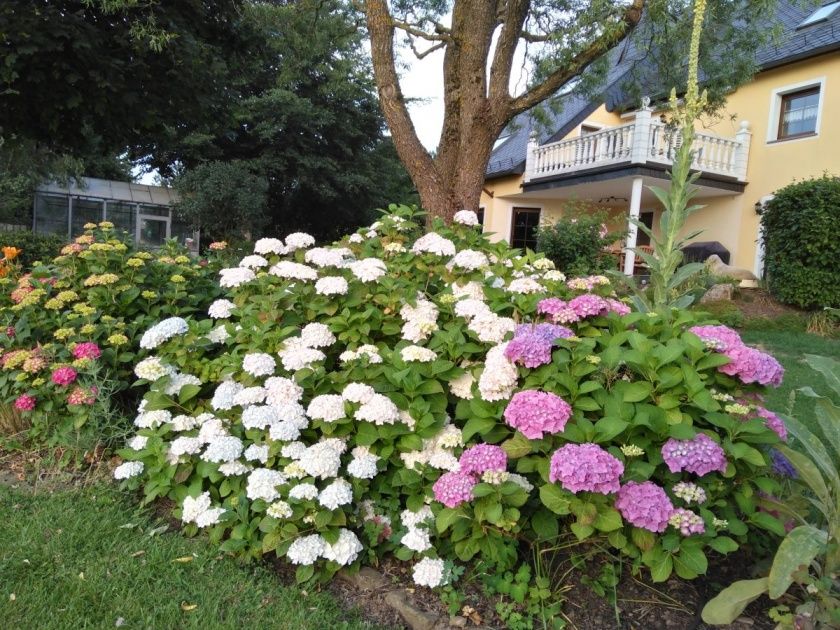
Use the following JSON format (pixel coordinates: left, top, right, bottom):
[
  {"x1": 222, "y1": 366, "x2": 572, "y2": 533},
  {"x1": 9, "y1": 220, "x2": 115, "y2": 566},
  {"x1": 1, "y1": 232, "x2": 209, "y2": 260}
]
[{"x1": 137, "y1": 213, "x2": 170, "y2": 248}]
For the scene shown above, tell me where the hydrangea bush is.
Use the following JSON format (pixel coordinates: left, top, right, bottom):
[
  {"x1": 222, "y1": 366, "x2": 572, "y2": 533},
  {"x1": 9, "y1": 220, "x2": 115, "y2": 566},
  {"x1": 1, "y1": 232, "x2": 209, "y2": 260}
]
[
  {"x1": 115, "y1": 206, "x2": 788, "y2": 587},
  {"x1": 0, "y1": 222, "x2": 223, "y2": 443}
]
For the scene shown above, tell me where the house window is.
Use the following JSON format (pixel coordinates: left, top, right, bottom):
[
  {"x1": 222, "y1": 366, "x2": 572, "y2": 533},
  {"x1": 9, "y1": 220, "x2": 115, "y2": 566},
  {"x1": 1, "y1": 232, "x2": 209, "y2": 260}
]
[
  {"x1": 476, "y1": 207, "x2": 485, "y2": 226},
  {"x1": 636, "y1": 212, "x2": 655, "y2": 247},
  {"x1": 580, "y1": 124, "x2": 600, "y2": 136},
  {"x1": 797, "y1": 2, "x2": 840, "y2": 28},
  {"x1": 510, "y1": 207, "x2": 541, "y2": 251},
  {"x1": 777, "y1": 87, "x2": 821, "y2": 139}
]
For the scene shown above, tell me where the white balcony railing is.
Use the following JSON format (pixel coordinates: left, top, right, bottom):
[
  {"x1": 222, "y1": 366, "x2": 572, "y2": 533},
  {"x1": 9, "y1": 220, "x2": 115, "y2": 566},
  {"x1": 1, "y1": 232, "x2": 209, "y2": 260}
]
[{"x1": 524, "y1": 109, "x2": 752, "y2": 183}]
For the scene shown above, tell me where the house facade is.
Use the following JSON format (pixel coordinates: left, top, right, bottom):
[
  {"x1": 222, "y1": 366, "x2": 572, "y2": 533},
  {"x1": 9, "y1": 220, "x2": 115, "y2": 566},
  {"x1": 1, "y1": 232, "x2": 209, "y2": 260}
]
[{"x1": 481, "y1": 1, "x2": 840, "y2": 275}]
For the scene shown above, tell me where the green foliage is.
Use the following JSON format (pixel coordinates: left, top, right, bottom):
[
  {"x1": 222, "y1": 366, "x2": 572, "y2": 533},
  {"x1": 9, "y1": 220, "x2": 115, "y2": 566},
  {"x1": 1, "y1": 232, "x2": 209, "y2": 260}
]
[
  {"x1": 536, "y1": 205, "x2": 624, "y2": 275},
  {"x1": 0, "y1": 224, "x2": 223, "y2": 447},
  {"x1": 761, "y1": 175, "x2": 840, "y2": 309},
  {"x1": 691, "y1": 301, "x2": 744, "y2": 328},
  {"x1": 173, "y1": 162, "x2": 270, "y2": 243},
  {"x1": 702, "y1": 354, "x2": 840, "y2": 627},
  {"x1": 0, "y1": 231, "x2": 66, "y2": 269}
]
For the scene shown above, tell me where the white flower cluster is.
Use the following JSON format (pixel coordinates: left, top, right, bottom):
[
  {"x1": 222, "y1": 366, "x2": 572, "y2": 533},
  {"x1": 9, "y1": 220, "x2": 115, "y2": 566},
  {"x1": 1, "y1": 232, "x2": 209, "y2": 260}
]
[
  {"x1": 400, "y1": 424, "x2": 463, "y2": 471},
  {"x1": 239, "y1": 254, "x2": 269, "y2": 269},
  {"x1": 307, "y1": 394, "x2": 346, "y2": 422},
  {"x1": 299, "y1": 438, "x2": 346, "y2": 479},
  {"x1": 254, "y1": 237, "x2": 286, "y2": 255},
  {"x1": 269, "y1": 261, "x2": 318, "y2": 281},
  {"x1": 284, "y1": 232, "x2": 316, "y2": 251},
  {"x1": 211, "y1": 380, "x2": 244, "y2": 410},
  {"x1": 411, "y1": 232, "x2": 456, "y2": 256},
  {"x1": 413, "y1": 557, "x2": 446, "y2": 588},
  {"x1": 347, "y1": 446, "x2": 379, "y2": 479},
  {"x1": 348, "y1": 258, "x2": 387, "y2": 282},
  {"x1": 219, "y1": 267, "x2": 256, "y2": 288},
  {"x1": 244, "y1": 443, "x2": 269, "y2": 463},
  {"x1": 318, "y1": 478, "x2": 353, "y2": 510},
  {"x1": 468, "y1": 312, "x2": 516, "y2": 344},
  {"x1": 478, "y1": 342, "x2": 518, "y2": 401},
  {"x1": 322, "y1": 528, "x2": 363, "y2": 566},
  {"x1": 113, "y1": 460, "x2": 144, "y2": 479},
  {"x1": 208, "y1": 299, "x2": 236, "y2": 319},
  {"x1": 140, "y1": 317, "x2": 189, "y2": 350},
  {"x1": 453, "y1": 209, "x2": 479, "y2": 226},
  {"x1": 134, "y1": 409, "x2": 171, "y2": 429},
  {"x1": 202, "y1": 435, "x2": 244, "y2": 463},
  {"x1": 355, "y1": 393, "x2": 401, "y2": 425},
  {"x1": 182, "y1": 492, "x2": 226, "y2": 528},
  {"x1": 134, "y1": 356, "x2": 176, "y2": 381},
  {"x1": 315, "y1": 276, "x2": 349, "y2": 296},
  {"x1": 449, "y1": 362, "x2": 477, "y2": 399},
  {"x1": 246, "y1": 468, "x2": 287, "y2": 501},
  {"x1": 400, "y1": 506, "x2": 434, "y2": 552},
  {"x1": 339, "y1": 345, "x2": 383, "y2": 364},
  {"x1": 163, "y1": 373, "x2": 202, "y2": 396},
  {"x1": 242, "y1": 353, "x2": 276, "y2": 378},
  {"x1": 446, "y1": 249, "x2": 489, "y2": 271},
  {"x1": 277, "y1": 338, "x2": 327, "y2": 372},
  {"x1": 267, "y1": 500, "x2": 292, "y2": 519},
  {"x1": 400, "y1": 296, "x2": 439, "y2": 343},
  {"x1": 401, "y1": 345, "x2": 437, "y2": 363},
  {"x1": 543, "y1": 270, "x2": 566, "y2": 282},
  {"x1": 305, "y1": 247, "x2": 353, "y2": 268},
  {"x1": 341, "y1": 382, "x2": 375, "y2": 404},
  {"x1": 451, "y1": 281, "x2": 485, "y2": 301},
  {"x1": 507, "y1": 277, "x2": 546, "y2": 294}
]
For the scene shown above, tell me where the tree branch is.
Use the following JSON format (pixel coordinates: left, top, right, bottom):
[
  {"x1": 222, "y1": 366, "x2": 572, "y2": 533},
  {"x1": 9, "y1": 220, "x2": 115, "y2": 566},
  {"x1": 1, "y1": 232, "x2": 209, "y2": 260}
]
[
  {"x1": 407, "y1": 38, "x2": 446, "y2": 60},
  {"x1": 488, "y1": 0, "x2": 530, "y2": 105},
  {"x1": 508, "y1": 0, "x2": 646, "y2": 116},
  {"x1": 392, "y1": 18, "x2": 451, "y2": 41}
]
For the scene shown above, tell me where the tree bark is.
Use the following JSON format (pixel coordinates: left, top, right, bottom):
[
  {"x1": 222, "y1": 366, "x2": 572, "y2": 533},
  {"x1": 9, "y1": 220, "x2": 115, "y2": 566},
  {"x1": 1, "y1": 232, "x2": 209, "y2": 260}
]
[{"x1": 363, "y1": 0, "x2": 645, "y2": 222}]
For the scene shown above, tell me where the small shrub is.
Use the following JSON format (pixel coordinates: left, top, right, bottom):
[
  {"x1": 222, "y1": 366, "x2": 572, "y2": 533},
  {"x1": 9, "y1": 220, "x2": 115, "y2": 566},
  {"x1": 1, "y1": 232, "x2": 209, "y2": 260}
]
[
  {"x1": 692, "y1": 300, "x2": 744, "y2": 328},
  {"x1": 806, "y1": 309, "x2": 839, "y2": 338},
  {"x1": 761, "y1": 175, "x2": 840, "y2": 309},
  {"x1": 0, "y1": 222, "x2": 224, "y2": 446},
  {"x1": 536, "y1": 204, "x2": 624, "y2": 275},
  {"x1": 114, "y1": 205, "x2": 789, "y2": 593},
  {"x1": 1, "y1": 230, "x2": 66, "y2": 268}
]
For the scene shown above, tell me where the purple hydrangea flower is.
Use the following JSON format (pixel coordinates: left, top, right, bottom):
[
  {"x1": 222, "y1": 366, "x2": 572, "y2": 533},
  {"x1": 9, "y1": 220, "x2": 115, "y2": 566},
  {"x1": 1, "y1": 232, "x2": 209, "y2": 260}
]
[
  {"x1": 504, "y1": 333, "x2": 553, "y2": 368},
  {"x1": 754, "y1": 406, "x2": 787, "y2": 441},
  {"x1": 689, "y1": 325, "x2": 784, "y2": 387},
  {"x1": 606, "y1": 299, "x2": 631, "y2": 316},
  {"x1": 536, "y1": 298, "x2": 580, "y2": 324},
  {"x1": 769, "y1": 449, "x2": 797, "y2": 478},
  {"x1": 568, "y1": 294, "x2": 609, "y2": 318},
  {"x1": 503, "y1": 390, "x2": 573, "y2": 439},
  {"x1": 549, "y1": 443, "x2": 624, "y2": 494},
  {"x1": 661, "y1": 433, "x2": 727, "y2": 477},
  {"x1": 614, "y1": 481, "x2": 674, "y2": 532},
  {"x1": 668, "y1": 508, "x2": 705, "y2": 536},
  {"x1": 432, "y1": 471, "x2": 477, "y2": 508},
  {"x1": 459, "y1": 444, "x2": 507, "y2": 475},
  {"x1": 514, "y1": 323, "x2": 574, "y2": 343}
]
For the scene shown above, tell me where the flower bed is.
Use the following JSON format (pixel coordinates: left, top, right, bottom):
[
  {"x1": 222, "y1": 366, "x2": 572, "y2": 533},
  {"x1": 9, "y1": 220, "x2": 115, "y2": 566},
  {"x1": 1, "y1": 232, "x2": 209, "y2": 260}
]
[
  {"x1": 0, "y1": 222, "x2": 223, "y2": 443},
  {"x1": 114, "y1": 206, "x2": 787, "y2": 589}
]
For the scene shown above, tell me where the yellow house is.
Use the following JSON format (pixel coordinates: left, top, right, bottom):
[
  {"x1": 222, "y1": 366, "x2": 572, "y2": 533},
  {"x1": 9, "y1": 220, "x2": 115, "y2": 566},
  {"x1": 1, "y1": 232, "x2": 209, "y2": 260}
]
[{"x1": 481, "y1": 1, "x2": 840, "y2": 276}]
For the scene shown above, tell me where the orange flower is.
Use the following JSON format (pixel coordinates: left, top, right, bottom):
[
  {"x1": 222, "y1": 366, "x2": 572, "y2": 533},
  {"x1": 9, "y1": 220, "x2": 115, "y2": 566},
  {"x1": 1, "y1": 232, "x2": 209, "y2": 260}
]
[
  {"x1": 0, "y1": 265, "x2": 7, "y2": 278},
  {"x1": 2, "y1": 246, "x2": 21, "y2": 261}
]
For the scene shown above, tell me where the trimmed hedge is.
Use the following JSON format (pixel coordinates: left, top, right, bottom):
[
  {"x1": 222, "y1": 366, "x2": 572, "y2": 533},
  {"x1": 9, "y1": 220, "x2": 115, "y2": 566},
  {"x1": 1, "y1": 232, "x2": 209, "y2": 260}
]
[
  {"x1": 762, "y1": 175, "x2": 840, "y2": 309},
  {"x1": 2, "y1": 230, "x2": 66, "y2": 268}
]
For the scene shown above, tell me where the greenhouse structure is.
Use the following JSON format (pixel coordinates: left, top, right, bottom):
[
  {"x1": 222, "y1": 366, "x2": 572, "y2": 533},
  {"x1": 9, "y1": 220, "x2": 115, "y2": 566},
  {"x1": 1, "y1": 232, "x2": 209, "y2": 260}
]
[{"x1": 32, "y1": 177, "x2": 198, "y2": 250}]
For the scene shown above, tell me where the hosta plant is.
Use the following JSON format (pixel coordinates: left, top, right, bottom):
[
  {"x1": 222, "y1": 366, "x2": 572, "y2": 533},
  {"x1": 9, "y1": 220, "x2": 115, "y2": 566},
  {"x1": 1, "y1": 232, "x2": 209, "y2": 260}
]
[
  {"x1": 0, "y1": 222, "x2": 223, "y2": 444},
  {"x1": 115, "y1": 205, "x2": 789, "y2": 589}
]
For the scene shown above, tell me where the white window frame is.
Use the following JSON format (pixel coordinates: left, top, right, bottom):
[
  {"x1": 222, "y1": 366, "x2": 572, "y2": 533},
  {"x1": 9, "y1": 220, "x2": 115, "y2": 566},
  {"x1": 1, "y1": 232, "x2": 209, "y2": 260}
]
[{"x1": 766, "y1": 77, "x2": 826, "y2": 144}]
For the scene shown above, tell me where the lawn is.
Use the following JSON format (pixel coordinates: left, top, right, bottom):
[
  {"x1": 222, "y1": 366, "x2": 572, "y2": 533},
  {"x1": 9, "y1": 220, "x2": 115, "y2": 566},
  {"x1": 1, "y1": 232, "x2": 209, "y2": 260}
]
[
  {"x1": 740, "y1": 328, "x2": 840, "y2": 423},
  {"x1": 0, "y1": 481, "x2": 381, "y2": 630}
]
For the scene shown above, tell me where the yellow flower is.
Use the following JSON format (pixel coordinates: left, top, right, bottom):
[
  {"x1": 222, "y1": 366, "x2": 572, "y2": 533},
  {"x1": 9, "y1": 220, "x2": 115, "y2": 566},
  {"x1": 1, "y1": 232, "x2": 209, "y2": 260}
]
[
  {"x1": 83, "y1": 273, "x2": 119, "y2": 287},
  {"x1": 159, "y1": 256, "x2": 176, "y2": 264},
  {"x1": 89, "y1": 243, "x2": 114, "y2": 252},
  {"x1": 101, "y1": 315, "x2": 115, "y2": 323},
  {"x1": 78, "y1": 250, "x2": 93, "y2": 259},
  {"x1": 75, "y1": 234, "x2": 94, "y2": 245},
  {"x1": 135, "y1": 251, "x2": 153, "y2": 260},
  {"x1": 170, "y1": 275, "x2": 186, "y2": 283},
  {"x1": 44, "y1": 298, "x2": 64, "y2": 310},
  {"x1": 141, "y1": 290, "x2": 157, "y2": 299},
  {"x1": 98, "y1": 221, "x2": 114, "y2": 229},
  {"x1": 620, "y1": 444, "x2": 645, "y2": 457},
  {"x1": 585, "y1": 355, "x2": 601, "y2": 364},
  {"x1": 72, "y1": 303, "x2": 96, "y2": 316},
  {"x1": 72, "y1": 357, "x2": 92, "y2": 369},
  {"x1": 113, "y1": 243, "x2": 128, "y2": 252},
  {"x1": 174, "y1": 255, "x2": 190, "y2": 264},
  {"x1": 83, "y1": 222, "x2": 97, "y2": 230},
  {"x1": 80, "y1": 324, "x2": 96, "y2": 335},
  {"x1": 56, "y1": 290, "x2": 79, "y2": 302},
  {"x1": 107, "y1": 333, "x2": 129, "y2": 346},
  {"x1": 31, "y1": 377, "x2": 45, "y2": 387},
  {"x1": 126, "y1": 258, "x2": 145, "y2": 268}
]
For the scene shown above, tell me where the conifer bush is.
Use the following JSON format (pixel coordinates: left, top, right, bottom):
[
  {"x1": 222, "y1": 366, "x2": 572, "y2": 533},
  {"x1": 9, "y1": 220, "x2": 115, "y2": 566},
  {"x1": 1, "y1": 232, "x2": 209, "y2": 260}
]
[{"x1": 114, "y1": 206, "x2": 789, "y2": 587}]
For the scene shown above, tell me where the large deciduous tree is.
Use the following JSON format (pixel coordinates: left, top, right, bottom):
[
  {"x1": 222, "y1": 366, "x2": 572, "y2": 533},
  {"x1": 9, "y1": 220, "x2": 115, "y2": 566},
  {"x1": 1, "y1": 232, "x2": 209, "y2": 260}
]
[{"x1": 359, "y1": 0, "x2": 775, "y2": 221}]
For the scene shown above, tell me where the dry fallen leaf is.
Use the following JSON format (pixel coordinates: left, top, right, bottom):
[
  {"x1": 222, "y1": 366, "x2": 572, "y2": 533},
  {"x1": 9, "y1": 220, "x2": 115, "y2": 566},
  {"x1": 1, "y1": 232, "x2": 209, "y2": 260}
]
[
  {"x1": 180, "y1": 602, "x2": 198, "y2": 612},
  {"x1": 78, "y1": 572, "x2": 85, "y2": 580},
  {"x1": 172, "y1": 556, "x2": 193, "y2": 563},
  {"x1": 131, "y1": 551, "x2": 145, "y2": 558},
  {"x1": 9, "y1": 593, "x2": 16, "y2": 601}
]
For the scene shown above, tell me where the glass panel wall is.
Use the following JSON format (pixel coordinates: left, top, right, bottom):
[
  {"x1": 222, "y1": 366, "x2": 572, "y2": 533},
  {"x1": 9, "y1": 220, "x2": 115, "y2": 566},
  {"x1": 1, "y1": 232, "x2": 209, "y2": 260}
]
[
  {"x1": 139, "y1": 217, "x2": 168, "y2": 248},
  {"x1": 34, "y1": 193, "x2": 69, "y2": 236},
  {"x1": 70, "y1": 197, "x2": 104, "y2": 237},
  {"x1": 106, "y1": 202, "x2": 137, "y2": 240}
]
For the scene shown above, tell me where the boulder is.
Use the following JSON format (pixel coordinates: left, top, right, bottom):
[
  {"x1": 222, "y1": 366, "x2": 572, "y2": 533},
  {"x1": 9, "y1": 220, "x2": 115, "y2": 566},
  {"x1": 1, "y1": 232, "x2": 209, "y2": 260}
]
[{"x1": 701, "y1": 283, "x2": 734, "y2": 304}]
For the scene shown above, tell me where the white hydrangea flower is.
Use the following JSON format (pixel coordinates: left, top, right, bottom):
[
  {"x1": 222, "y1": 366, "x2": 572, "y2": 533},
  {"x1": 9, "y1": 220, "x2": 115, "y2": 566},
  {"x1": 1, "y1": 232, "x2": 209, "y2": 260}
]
[
  {"x1": 299, "y1": 441, "x2": 343, "y2": 479},
  {"x1": 300, "y1": 323, "x2": 336, "y2": 348},
  {"x1": 318, "y1": 478, "x2": 353, "y2": 510},
  {"x1": 428, "y1": 450, "x2": 460, "y2": 471},
  {"x1": 281, "y1": 441, "x2": 307, "y2": 459},
  {"x1": 283, "y1": 462, "x2": 306, "y2": 479},
  {"x1": 400, "y1": 297, "x2": 438, "y2": 323},
  {"x1": 401, "y1": 319, "x2": 438, "y2": 343},
  {"x1": 265, "y1": 376, "x2": 303, "y2": 404},
  {"x1": 134, "y1": 356, "x2": 176, "y2": 381},
  {"x1": 402, "y1": 528, "x2": 432, "y2": 552},
  {"x1": 348, "y1": 233, "x2": 364, "y2": 244},
  {"x1": 246, "y1": 468, "x2": 287, "y2": 502},
  {"x1": 413, "y1": 557, "x2": 446, "y2": 588},
  {"x1": 322, "y1": 528, "x2": 363, "y2": 566},
  {"x1": 267, "y1": 500, "x2": 293, "y2": 519},
  {"x1": 507, "y1": 277, "x2": 546, "y2": 294},
  {"x1": 113, "y1": 461, "x2": 144, "y2": 479},
  {"x1": 543, "y1": 270, "x2": 566, "y2": 282},
  {"x1": 207, "y1": 324, "x2": 230, "y2": 344},
  {"x1": 219, "y1": 267, "x2": 256, "y2": 288},
  {"x1": 401, "y1": 506, "x2": 434, "y2": 529},
  {"x1": 268, "y1": 420, "x2": 302, "y2": 442},
  {"x1": 532, "y1": 257, "x2": 555, "y2": 270},
  {"x1": 242, "y1": 405, "x2": 280, "y2": 430},
  {"x1": 278, "y1": 343, "x2": 326, "y2": 372},
  {"x1": 468, "y1": 312, "x2": 516, "y2": 344},
  {"x1": 315, "y1": 276, "x2": 349, "y2": 296},
  {"x1": 211, "y1": 380, "x2": 244, "y2": 410},
  {"x1": 355, "y1": 394, "x2": 400, "y2": 425},
  {"x1": 254, "y1": 237, "x2": 287, "y2": 255},
  {"x1": 208, "y1": 299, "x2": 236, "y2": 319},
  {"x1": 163, "y1": 373, "x2": 202, "y2": 396},
  {"x1": 451, "y1": 281, "x2": 485, "y2": 302},
  {"x1": 232, "y1": 386, "x2": 267, "y2": 407},
  {"x1": 446, "y1": 249, "x2": 489, "y2": 271},
  {"x1": 383, "y1": 242, "x2": 406, "y2": 254},
  {"x1": 219, "y1": 461, "x2": 251, "y2": 476},
  {"x1": 401, "y1": 345, "x2": 438, "y2": 363},
  {"x1": 182, "y1": 492, "x2": 213, "y2": 524},
  {"x1": 307, "y1": 394, "x2": 346, "y2": 422},
  {"x1": 244, "y1": 444, "x2": 270, "y2": 464},
  {"x1": 134, "y1": 409, "x2": 171, "y2": 429},
  {"x1": 341, "y1": 382, "x2": 375, "y2": 404},
  {"x1": 347, "y1": 446, "x2": 379, "y2": 479},
  {"x1": 269, "y1": 261, "x2": 318, "y2": 281},
  {"x1": 305, "y1": 247, "x2": 353, "y2": 268},
  {"x1": 454, "y1": 298, "x2": 491, "y2": 320},
  {"x1": 127, "y1": 435, "x2": 148, "y2": 450},
  {"x1": 449, "y1": 370, "x2": 475, "y2": 399},
  {"x1": 286, "y1": 534, "x2": 325, "y2": 565},
  {"x1": 437, "y1": 424, "x2": 464, "y2": 448},
  {"x1": 339, "y1": 344, "x2": 382, "y2": 364},
  {"x1": 197, "y1": 417, "x2": 228, "y2": 443},
  {"x1": 284, "y1": 232, "x2": 316, "y2": 251},
  {"x1": 348, "y1": 258, "x2": 387, "y2": 282},
  {"x1": 239, "y1": 254, "x2": 269, "y2": 269},
  {"x1": 478, "y1": 342, "x2": 518, "y2": 402},
  {"x1": 242, "y1": 353, "x2": 276, "y2": 377},
  {"x1": 288, "y1": 483, "x2": 319, "y2": 501},
  {"x1": 507, "y1": 473, "x2": 534, "y2": 492},
  {"x1": 202, "y1": 436, "x2": 244, "y2": 463},
  {"x1": 453, "y1": 209, "x2": 479, "y2": 225},
  {"x1": 140, "y1": 317, "x2": 189, "y2": 350},
  {"x1": 411, "y1": 233, "x2": 456, "y2": 256},
  {"x1": 170, "y1": 436, "x2": 202, "y2": 457}
]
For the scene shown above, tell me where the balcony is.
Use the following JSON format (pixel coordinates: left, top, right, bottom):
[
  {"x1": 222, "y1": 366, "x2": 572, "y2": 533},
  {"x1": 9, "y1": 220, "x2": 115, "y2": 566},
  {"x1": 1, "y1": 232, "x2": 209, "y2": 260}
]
[{"x1": 524, "y1": 109, "x2": 752, "y2": 183}]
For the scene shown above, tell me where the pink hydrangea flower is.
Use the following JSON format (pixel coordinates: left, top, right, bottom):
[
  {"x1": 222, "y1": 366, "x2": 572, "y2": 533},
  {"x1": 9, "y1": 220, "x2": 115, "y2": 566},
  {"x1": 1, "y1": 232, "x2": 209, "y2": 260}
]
[
  {"x1": 661, "y1": 433, "x2": 727, "y2": 476},
  {"x1": 14, "y1": 394, "x2": 36, "y2": 411},
  {"x1": 615, "y1": 481, "x2": 674, "y2": 532},
  {"x1": 549, "y1": 443, "x2": 624, "y2": 494},
  {"x1": 689, "y1": 325, "x2": 743, "y2": 352},
  {"x1": 51, "y1": 366, "x2": 78, "y2": 387},
  {"x1": 568, "y1": 294, "x2": 609, "y2": 318},
  {"x1": 754, "y1": 406, "x2": 787, "y2": 441},
  {"x1": 504, "y1": 333, "x2": 552, "y2": 368},
  {"x1": 504, "y1": 390, "x2": 572, "y2": 439},
  {"x1": 689, "y1": 325, "x2": 784, "y2": 387},
  {"x1": 432, "y1": 471, "x2": 477, "y2": 508},
  {"x1": 459, "y1": 444, "x2": 507, "y2": 475},
  {"x1": 72, "y1": 342, "x2": 101, "y2": 360},
  {"x1": 67, "y1": 386, "x2": 97, "y2": 406},
  {"x1": 5, "y1": 326, "x2": 14, "y2": 338},
  {"x1": 606, "y1": 299, "x2": 631, "y2": 316},
  {"x1": 668, "y1": 508, "x2": 705, "y2": 536},
  {"x1": 536, "y1": 298, "x2": 580, "y2": 324}
]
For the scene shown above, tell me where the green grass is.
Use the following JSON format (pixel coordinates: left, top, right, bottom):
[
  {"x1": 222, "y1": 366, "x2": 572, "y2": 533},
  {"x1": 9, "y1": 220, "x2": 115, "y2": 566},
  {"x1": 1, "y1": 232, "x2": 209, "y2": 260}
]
[
  {"x1": 0, "y1": 482, "x2": 382, "y2": 630},
  {"x1": 740, "y1": 329, "x2": 840, "y2": 422}
]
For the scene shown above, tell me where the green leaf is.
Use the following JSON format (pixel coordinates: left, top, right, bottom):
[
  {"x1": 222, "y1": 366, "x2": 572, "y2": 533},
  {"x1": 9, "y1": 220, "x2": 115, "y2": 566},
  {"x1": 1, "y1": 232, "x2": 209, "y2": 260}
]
[
  {"x1": 539, "y1": 484, "x2": 571, "y2": 515},
  {"x1": 708, "y1": 536, "x2": 739, "y2": 554},
  {"x1": 749, "y1": 511, "x2": 786, "y2": 537},
  {"x1": 593, "y1": 416, "x2": 628, "y2": 443},
  {"x1": 295, "y1": 564, "x2": 315, "y2": 583},
  {"x1": 593, "y1": 508, "x2": 623, "y2": 532},
  {"x1": 767, "y1": 525, "x2": 828, "y2": 599},
  {"x1": 570, "y1": 522, "x2": 594, "y2": 540},
  {"x1": 649, "y1": 553, "x2": 673, "y2": 583},
  {"x1": 436, "y1": 508, "x2": 464, "y2": 534},
  {"x1": 501, "y1": 432, "x2": 532, "y2": 459},
  {"x1": 462, "y1": 416, "x2": 497, "y2": 441},
  {"x1": 531, "y1": 509, "x2": 559, "y2": 539},
  {"x1": 631, "y1": 527, "x2": 656, "y2": 552},
  {"x1": 619, "y1": 381, "x2": 653, "y2": 403},
  {"x1": 674, "y1": 545, "x2": 707, "y2": 579},
  {"x1": 178, "y1": 383, "x2": 202, "y2": 404},
  {"x1": 701, "y1": 578, "x2": 768, "y2": 625}
]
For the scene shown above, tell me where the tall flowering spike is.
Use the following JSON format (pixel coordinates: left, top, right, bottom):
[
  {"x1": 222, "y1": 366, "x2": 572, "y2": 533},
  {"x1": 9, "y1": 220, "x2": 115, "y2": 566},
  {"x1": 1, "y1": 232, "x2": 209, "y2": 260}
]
[
  {"x1": 549, "y1": 443, "x2": 624, "y2": 494},
  {"x1": 503, "y1": 390, "x2": 572, "y2": 439},
  {"x1": 661, "y1": 433, "x2": 727, "y2": 476},
  {"x1": 615, "y1": 481, "x2": 674, "y2": 532}
]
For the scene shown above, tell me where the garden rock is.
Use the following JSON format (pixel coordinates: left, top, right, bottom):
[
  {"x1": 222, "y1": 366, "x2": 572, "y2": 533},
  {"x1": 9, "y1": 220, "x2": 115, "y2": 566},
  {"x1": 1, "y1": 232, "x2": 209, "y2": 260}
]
[{"x1": 701, "y1": 283, "x2": 734, "y2": 303}]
